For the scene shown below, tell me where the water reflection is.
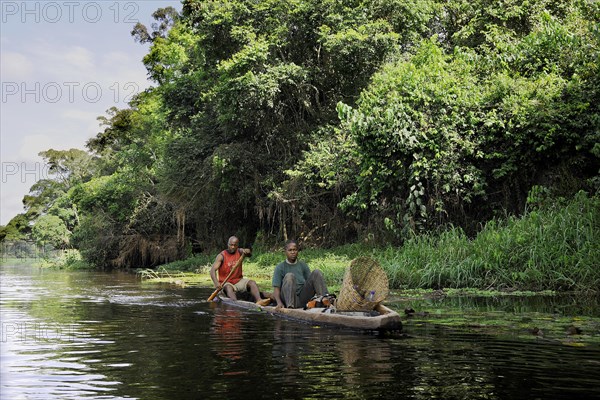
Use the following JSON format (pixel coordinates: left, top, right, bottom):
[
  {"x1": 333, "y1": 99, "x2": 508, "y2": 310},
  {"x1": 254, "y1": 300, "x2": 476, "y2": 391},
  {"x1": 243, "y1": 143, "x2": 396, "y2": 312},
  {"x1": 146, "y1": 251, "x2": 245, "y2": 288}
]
[
  {"x1": 396, "y1": 293, "x2": 600, "y2": 317},
  {"x1": 211, "y1": 306, "x2": 245, "y2": 362},
  {"x1": 0, "y1": 309, "x2": 127, "y2": 400},
  {"x1": 266, "y1": 315, "x2": 416, "y2": 399},
  {"x1": 1, "y1": 265, "x2": 600, "y2": 400}
]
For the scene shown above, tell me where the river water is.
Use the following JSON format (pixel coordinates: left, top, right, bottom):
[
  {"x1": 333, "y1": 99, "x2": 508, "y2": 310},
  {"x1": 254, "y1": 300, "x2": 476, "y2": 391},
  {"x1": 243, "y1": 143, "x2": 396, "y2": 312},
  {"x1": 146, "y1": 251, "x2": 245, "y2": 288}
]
[{"x1": 1, "y1": 265, "x2": 599, "y2": 400}]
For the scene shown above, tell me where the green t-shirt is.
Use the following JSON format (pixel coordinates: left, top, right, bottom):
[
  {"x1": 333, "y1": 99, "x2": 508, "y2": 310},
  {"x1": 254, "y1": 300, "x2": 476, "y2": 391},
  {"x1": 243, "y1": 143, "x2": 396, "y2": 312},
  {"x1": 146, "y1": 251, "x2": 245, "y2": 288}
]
[{"x1": 272, "y1": 260, "x2": 311, "y2": 295}]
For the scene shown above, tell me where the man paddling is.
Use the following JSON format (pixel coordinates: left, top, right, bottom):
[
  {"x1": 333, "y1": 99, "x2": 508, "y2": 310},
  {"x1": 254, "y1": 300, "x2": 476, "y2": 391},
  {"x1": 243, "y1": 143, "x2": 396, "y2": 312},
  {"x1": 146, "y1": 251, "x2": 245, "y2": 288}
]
[{"x1": 210, "y1": 236, "x2": 270, "y2": 305}]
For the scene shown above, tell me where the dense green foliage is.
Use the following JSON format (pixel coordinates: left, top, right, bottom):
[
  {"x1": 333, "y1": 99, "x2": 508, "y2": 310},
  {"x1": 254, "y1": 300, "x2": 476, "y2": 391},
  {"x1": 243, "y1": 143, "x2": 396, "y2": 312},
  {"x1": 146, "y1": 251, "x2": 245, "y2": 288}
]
[{"x1": 1, "y1": 0, "x2": 598, "y2": 279}]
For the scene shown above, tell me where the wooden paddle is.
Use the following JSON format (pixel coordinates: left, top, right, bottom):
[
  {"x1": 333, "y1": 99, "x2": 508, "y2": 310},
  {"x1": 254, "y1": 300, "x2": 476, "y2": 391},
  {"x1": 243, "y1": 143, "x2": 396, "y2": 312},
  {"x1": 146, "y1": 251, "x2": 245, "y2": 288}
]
[{"x1": 207, "y1": 253, "x2": 246, "y2": 301}]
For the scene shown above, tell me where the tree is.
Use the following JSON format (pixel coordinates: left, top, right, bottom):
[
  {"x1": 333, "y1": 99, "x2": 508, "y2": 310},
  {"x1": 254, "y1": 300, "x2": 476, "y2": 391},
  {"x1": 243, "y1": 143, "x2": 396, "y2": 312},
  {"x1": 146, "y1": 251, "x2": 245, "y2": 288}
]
[
  {"x1": 3, "y1": 149, "x2": 96, "y2": 248},
  {"x1": 0, "y1": 214, "x2": 31, "y2": 241},
  {"x1": 20, "y1": 0, "x2": 597, "y2": 267},
  {"x1": 317, "y1": 0, "x2": 600, "y2": 239},
  {"x1": 38, "y1": 148, "x2": 96, "y2": 187},
  {"x1": 131, "y1": 6, "x2": 180, "y2": 44},
  {"x1": 149, "y1": 0, "x2": 437, "y2": 245},
  {"x1": 31, "y1": 215, "x2": 70, "y2": 249}
]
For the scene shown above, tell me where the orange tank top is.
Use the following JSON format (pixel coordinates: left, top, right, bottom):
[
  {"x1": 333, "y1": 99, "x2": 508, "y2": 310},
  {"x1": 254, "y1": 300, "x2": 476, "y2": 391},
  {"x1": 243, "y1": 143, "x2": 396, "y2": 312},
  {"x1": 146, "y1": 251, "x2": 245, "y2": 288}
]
[{"x1": 218, "y1": 250, "x2": 243, "y2": 285}]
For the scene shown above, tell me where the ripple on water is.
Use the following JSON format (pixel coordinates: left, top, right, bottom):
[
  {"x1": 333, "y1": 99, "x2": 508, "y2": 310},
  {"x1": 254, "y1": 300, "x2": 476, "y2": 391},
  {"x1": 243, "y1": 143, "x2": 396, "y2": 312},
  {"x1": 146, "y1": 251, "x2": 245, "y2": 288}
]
[{"x1": 2, "y1": 265, "x2": 600, "y2": 400}]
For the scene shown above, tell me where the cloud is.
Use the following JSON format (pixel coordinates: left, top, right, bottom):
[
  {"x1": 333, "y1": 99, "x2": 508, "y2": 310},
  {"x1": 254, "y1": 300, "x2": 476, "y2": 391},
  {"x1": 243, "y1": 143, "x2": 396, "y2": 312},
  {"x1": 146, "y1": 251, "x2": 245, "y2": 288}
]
[
  {"x1": 25, "y1": 40, "x2": 98, "y2": 81},
  {"x1": 1, "y1": 187, "x2": 28, "y2": 223},
  {"x1": 63, "y1": 46, "x2": 95, "y2": 71},
  {"x1": 103, "y1": 51, "x2": 131, "y2": 66},
  {"x1": 0, "y1": 51, "x2": 35, "y2": 80},
  {"x1": 17, "y1": 134, "x2": 56, "y2": 161},
  {"x1": 61, "y1": 109, "x2": 104, "y2": 138},
  {"x1": 100, "y1": 51, "x2": 150, "y2": 88},
  {"x1": 61, "y1": 109, "x2": 101, "y2": 122}
]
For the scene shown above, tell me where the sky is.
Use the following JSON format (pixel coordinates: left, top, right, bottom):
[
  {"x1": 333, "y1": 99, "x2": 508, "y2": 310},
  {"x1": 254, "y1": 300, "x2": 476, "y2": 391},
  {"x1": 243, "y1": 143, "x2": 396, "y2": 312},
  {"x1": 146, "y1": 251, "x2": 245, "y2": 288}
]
[{"x1": 0, "y1": 0, "x2": 182, "y2": 225}]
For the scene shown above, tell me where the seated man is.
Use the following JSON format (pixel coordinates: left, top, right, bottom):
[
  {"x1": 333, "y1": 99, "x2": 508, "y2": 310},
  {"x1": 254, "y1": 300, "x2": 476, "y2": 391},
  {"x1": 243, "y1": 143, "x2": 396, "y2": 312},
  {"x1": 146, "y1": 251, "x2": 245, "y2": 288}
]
[{"x1": 272, "y1": 239, "x2": 329, "y2": 308}]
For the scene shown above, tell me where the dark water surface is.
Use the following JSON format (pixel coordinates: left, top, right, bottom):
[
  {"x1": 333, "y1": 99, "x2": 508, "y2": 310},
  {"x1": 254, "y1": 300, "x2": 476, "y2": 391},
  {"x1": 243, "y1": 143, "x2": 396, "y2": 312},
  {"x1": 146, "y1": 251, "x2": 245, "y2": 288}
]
[{"x1": 2, "y1": 265, "x2": 599, "y2": 400}]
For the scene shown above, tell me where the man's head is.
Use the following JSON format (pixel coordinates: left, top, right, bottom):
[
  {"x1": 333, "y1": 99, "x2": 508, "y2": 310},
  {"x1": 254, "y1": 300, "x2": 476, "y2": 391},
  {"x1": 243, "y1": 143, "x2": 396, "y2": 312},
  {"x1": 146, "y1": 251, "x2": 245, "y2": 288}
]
[
  {"x1": 227, "y1": 236, "x2": 239, "y2": 254},
  {"x1": 284, "y1": 239, "x2": 299, "y2": 263}
]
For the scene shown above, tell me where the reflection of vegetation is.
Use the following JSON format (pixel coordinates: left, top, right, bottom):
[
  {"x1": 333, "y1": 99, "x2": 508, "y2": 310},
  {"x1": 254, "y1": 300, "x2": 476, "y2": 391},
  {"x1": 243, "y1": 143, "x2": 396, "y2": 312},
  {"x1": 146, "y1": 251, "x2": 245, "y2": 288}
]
[
  {"x1": 396, "y1": 294, "x2": 600, "y2": 346},
  {"x1": 1, "y1": 242, "x2": 92, "y2": 270},
  {"x1": 394, "y1": 288, "x2": 558, "y2": 299},
  {"x1": 0, "y1": 240, "x2": 57, "y2": 262},
  {"x1": 4, "y1": 265, "x2": 599, "y2": 399},
  {"x1": 140, "y1": 261, "x2": 600, "y2": 346}
]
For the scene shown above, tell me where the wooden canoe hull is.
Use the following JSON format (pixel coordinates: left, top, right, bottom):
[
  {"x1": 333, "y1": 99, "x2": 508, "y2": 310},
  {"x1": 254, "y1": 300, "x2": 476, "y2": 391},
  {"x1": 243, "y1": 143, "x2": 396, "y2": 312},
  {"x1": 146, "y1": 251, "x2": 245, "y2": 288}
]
[{"x1": 217, "y1": 297, "x2": 402, "y2": 331}]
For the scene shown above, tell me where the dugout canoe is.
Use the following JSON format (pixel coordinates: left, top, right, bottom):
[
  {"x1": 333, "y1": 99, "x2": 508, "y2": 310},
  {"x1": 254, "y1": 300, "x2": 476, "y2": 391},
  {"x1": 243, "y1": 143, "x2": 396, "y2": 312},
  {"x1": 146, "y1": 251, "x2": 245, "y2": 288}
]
[{"x1": 217, "y1": 297, "x2": 402, "y2": 331}]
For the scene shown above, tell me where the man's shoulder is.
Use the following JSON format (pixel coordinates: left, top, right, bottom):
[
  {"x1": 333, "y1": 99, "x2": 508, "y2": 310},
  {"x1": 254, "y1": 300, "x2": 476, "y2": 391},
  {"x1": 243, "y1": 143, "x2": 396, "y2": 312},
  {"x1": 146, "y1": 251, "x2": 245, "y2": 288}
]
[{"x1": 274, "y1": 261, "x2": 286, "y2": 270}]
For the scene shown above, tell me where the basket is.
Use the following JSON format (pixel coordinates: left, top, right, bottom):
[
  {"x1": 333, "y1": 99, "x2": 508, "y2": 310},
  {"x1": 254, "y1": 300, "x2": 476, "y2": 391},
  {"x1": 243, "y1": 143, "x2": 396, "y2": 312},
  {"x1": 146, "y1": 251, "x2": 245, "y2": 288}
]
[{"x1": 335, "y1": 257, "x2": 389, "y2": 311}]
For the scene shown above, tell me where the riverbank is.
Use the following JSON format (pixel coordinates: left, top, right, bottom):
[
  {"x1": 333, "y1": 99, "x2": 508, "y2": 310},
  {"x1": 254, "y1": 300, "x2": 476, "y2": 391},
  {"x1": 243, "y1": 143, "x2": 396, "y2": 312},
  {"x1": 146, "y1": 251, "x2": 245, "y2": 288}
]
[
  {"x1": 13, "y1": 191, "x2": 598, "y2": 293},
  {"x1": 138, "y1": 192, "x2": 599, "y2": 292},
  {"x1": 141, "y1": 191, "x2": 599, "y2": 293}
]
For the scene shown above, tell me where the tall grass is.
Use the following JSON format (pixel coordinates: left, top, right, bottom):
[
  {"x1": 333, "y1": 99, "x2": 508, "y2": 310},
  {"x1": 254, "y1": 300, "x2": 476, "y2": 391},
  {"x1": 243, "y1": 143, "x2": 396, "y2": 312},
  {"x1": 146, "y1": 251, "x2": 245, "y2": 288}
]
[
  {"x1": 153, "y1": 254, "x2": 214, "y2": 272},
  {"x1": 383, "y1": 191, "x2": 599, "y2": 291}
]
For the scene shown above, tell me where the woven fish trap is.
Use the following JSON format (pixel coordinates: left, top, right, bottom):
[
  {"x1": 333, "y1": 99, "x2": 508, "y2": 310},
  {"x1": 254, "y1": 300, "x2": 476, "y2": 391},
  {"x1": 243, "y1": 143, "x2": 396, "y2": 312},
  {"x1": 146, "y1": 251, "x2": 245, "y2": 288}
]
[{"x1": 336, "y1": 257, "x2": 389, "y2": 311}]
